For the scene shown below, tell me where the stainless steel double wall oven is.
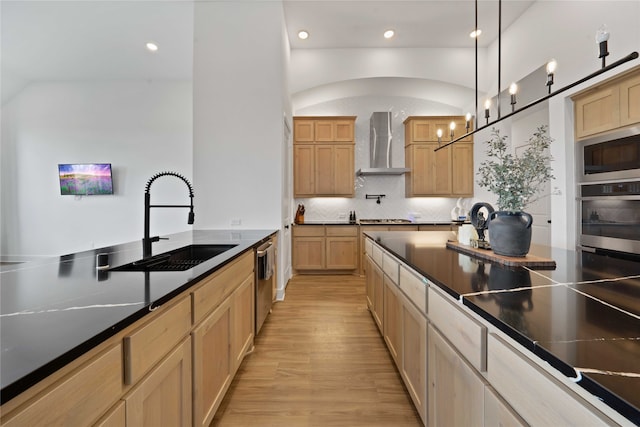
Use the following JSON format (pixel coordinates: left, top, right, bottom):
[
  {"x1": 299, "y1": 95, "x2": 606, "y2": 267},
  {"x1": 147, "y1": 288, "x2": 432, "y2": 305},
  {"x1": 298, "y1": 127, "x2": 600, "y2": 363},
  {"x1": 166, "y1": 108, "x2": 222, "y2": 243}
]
[{"x1": 577, "y1": 127, "x2": 640, "y2": 257}]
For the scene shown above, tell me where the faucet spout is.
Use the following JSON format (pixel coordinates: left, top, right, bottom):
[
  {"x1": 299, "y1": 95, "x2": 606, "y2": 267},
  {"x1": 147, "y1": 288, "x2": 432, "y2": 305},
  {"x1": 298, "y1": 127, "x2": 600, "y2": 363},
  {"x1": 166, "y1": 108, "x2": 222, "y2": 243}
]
[{"x1": 143, "y1": 171, "x2": 195, "y2": 258}]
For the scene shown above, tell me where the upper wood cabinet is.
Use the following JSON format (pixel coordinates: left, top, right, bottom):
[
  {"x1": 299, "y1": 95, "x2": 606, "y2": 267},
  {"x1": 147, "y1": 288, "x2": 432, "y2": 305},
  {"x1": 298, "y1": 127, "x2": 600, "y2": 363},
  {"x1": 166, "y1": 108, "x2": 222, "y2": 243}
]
[
  {"x1": 293, "y1": 116, "x2": 356, "y2": 197},
  {"x1": 294, "y1": 116, "x2": 356, "y2": 143},
  {"x1": 404, "y1": 116, "x2": 474, "y2": 198},
  {"x1": 573, "y1": 66, "x2": 640, "y2": 140}
]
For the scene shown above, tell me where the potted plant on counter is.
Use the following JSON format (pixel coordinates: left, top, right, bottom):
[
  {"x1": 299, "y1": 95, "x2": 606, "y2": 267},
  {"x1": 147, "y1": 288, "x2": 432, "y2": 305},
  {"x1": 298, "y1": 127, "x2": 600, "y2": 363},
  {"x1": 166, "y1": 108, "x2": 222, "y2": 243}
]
[{"x1": 477, "y1": 126, "x2": 554, "y2": 257}]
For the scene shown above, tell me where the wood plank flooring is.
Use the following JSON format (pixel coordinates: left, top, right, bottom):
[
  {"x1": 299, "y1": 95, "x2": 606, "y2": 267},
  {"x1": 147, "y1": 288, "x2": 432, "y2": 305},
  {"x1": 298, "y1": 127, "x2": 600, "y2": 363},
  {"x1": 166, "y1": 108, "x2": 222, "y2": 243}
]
[{"x1": 211, "y1": 275, "x2": 422, "y2": 426}]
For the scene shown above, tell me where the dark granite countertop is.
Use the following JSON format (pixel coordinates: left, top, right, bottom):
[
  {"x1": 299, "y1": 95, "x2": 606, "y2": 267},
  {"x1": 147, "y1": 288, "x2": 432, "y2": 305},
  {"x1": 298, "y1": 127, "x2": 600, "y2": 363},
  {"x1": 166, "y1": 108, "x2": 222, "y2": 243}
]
[
  {"x1": 364, "y1": 230, "x2": 640, "y2": 424},
  {"x1": 0, "y1": 229, "x2": 276, "y2": 404}
]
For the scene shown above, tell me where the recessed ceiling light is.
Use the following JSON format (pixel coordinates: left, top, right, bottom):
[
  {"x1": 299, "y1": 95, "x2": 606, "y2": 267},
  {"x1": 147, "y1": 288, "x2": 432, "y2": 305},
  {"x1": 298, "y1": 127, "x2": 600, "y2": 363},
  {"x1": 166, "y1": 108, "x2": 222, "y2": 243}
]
[
  {"x1": 146, "y1": 42, "x2": 158, "y2": 52},
  {"x1": 469, "y1": 29, "x2": 482, "y2": 38},
  {"x1": 298, "y1": 30, "x2": 309, "y2": 40},
  {"x1": 383, "y1": 29, "x2": 395, "y2": 39}
]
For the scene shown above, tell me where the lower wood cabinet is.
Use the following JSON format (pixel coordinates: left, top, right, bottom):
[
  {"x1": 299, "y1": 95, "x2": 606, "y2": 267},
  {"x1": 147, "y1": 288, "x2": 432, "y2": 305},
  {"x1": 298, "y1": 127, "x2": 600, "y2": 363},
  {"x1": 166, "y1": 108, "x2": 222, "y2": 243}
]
[
  {"x1": 192, "y1": 297, "x2": 233, "y2": 427},
  {"x1": 484, "y1": 386, "x2": 528, "y2": 427},
  {"x1": 365, "y1": 237, "x2": 627, "y2": 427},
  {"x1": 365, "y1": 255, "x2": 384, "y2": 333},
  {"x1": 292, "y1": 225, "x2": 358, "y2": 273},
  {"x1": 487, "y1": 333, "x2": 616, "y2": 426},
  {"x1": 231, "y1": 274, "x2": 255, "y2": 373},
  {"x1": 428, "y1": 324, "x2": 485, "y2": 427},
  {"x1": 94, "y1": 400, "x2": 126, "y2": 427},
  {"x1": 383, "y1": 275, "x2": 402, "y2": 366},
  {"x1": 192, "y1": 270, "x2": 254, "y2": 427},
  {"x1": 123, "y1": 337, "x2": 192, "y2": 427},
  {"x1": 400, "y1": 294, "x2": 427, "y2": 423},
  {"x1": 0, "y1": 344, "x2": 124, "y2": 427}
]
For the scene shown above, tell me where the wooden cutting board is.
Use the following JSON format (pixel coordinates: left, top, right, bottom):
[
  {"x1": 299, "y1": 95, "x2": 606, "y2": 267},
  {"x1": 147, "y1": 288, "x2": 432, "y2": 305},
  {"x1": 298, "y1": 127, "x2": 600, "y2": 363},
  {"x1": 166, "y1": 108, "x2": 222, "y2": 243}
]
[{"x1": 446, "y1": 241, "x2": 556, "y2": 269}]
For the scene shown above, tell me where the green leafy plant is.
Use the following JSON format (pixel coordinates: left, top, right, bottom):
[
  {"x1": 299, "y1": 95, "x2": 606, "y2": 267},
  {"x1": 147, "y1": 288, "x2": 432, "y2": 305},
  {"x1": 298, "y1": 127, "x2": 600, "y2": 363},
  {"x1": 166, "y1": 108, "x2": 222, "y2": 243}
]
[{"x1": 477, "y1": 126, "x2": 554, "y2": 212}]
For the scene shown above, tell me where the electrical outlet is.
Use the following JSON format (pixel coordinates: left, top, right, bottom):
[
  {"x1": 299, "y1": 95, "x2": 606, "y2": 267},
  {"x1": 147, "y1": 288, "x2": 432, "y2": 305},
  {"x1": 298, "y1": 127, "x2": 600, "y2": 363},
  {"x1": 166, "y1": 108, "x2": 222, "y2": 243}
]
[
  {"x1": 412, "y1": 212, "x2": 422, "y2": 219},
  {"x1": 338, "y1": 213, "x2": 347, "y2": 220},
  {"x1": 231, "y1": 218, "x2": 241, "y2": 226}
]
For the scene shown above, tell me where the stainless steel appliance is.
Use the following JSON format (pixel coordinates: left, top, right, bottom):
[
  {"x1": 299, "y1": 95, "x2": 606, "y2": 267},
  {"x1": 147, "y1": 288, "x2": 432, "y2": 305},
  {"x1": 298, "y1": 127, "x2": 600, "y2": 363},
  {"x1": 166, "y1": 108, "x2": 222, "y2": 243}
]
[
  {"x1": 578, "y1": 127, "x2": 640, "y2": 182},
  {"x1": 579, "y1": 180, "x2": 640, "y2": 256},
  {"x1": 255, "y1": 240, "x2": 275, "y2": 335},
  {"x1": 356, "y1": 112, "x2": 409, "y2": 176}
]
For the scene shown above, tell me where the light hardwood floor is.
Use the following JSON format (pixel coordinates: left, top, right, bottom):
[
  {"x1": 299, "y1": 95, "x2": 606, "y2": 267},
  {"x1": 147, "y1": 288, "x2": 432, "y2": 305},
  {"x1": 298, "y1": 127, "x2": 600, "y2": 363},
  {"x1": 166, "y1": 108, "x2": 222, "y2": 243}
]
[{"x1": 211, "y1": 275, "x2": 422, "y2": 426}]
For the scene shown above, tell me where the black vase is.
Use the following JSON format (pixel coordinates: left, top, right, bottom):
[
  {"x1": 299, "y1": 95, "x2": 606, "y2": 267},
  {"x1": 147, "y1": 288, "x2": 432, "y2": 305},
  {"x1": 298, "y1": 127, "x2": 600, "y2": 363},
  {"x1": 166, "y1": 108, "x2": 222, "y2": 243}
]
[{"x1": 488, "y1": 211, "x2": 533, "y2": 257}]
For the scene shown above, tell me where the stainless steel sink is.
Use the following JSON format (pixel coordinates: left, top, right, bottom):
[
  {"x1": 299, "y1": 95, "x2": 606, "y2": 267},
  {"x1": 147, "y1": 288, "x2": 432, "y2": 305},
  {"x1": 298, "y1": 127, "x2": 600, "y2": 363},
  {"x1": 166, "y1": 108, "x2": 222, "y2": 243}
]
[{"x1": 111, "y1": 244, "x2": 237, "y2": 272}]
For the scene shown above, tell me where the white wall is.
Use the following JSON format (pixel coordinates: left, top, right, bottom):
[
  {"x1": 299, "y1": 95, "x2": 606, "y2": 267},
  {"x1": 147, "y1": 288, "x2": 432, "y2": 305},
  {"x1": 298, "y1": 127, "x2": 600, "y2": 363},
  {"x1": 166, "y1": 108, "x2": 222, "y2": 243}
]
[
  {"x1": 1, "y1": 80, "x2": 193, "y2": 256},
  {"x1": 193, "y1": 1, "x2": 287, "y2": 231}
]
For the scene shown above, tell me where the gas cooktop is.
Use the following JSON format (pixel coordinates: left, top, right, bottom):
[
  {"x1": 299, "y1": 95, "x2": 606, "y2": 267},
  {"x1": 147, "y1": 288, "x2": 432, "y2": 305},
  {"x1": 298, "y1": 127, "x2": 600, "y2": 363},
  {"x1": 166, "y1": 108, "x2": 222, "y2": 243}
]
[{"x1": 359, "y1": 219, "x2": 413, "y2": 224}]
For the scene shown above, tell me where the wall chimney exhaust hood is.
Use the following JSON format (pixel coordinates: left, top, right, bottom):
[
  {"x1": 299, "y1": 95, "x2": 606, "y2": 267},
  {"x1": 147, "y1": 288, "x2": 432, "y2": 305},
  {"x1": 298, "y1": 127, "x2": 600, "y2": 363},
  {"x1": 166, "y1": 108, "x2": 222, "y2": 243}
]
[{"x1": 357, "y1": 112, "x2": 409, "y2": 176}]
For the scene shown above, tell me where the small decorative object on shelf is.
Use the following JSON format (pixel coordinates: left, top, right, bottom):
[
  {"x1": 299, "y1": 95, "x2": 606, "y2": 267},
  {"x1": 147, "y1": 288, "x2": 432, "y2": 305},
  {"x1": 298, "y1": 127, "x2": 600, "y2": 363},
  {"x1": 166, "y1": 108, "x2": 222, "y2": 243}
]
[
  {"x1": 470, "y1": 202, "x2": 494, "y2": 249},
  {"x1": 477, "y1": 126, "x2": 554, "y2": 257}
]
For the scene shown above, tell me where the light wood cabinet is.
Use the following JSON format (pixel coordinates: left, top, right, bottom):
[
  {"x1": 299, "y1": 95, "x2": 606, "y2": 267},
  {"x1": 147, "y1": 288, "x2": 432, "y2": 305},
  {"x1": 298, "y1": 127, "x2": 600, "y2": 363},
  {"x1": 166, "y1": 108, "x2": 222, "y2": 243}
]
[
  {"x1": 400, "y1": 293, "x2": 427, "y2": 424},
  {"x1": 191, "y1": 255, "x2": 255, "y2": 427},
  {"x1": 192, "y1": 297, "x2": 232, "y2": 427},
  {"x1": 294, "y1": 119, "x2": 315, "y2": 142},
  {"x1": 404, "y1": 116, "x2": 474, "y2": 197},
  {"x1": 293, "y1": 116, "x2": 356, "y2": 197},
  {"x1": 366, "y1": 255, "x2": 384, "y2": 333},
  {"x1": 574, "y1": 84, "x2": 620, "y2": 139},
  {"x1": 383, "y1": 275, "x2": 402, "y2": 366},
  {"x1": 293, "y1": 145, "x2": 315, "y2": 197},
  {"x1": 123, "y1": 296, "x2": 191, "y2": 385},
  {"x1": 452, "y1": 142, "x2": 475, "y2": 195},
  {"x1": 487, "y1": 333, "x2": 616, "y2": 426},
  {"x1": 620, "y1": 71, "x2": 640, "y2": 126},
  {"x1": 123, "y1": 337, "x2": 192, "y2": 427},
  {"x1": 94, "y1": 400, "x2": 125, "y2": 427},
  {"x1": 428, "y1": 324, "x2": 485, "y2": 427},
  {"x1": 0, "y1": 344, "x2": 124, "y2": 427},
  {"x1": 314, "y1": 144, "x2": 354, "y2": 196},
  {"x1": 484, "y1": 386, "x2": 528, "y2": 427},
  {"x1": 231, "y1": 274, "x2": 255, "y2": 373},
  {"x1": 292, "y1": 225, "x2": 358, "y2": 273},
  {"x1": 573, "y1": 66, "x2": 640, "y2": 140}
]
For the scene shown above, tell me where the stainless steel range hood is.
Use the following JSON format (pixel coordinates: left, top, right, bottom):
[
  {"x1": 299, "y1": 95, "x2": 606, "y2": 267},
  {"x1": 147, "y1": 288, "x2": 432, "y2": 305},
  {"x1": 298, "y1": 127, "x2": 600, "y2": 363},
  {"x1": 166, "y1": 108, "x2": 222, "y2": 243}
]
[{"x1": 357, "y1": 112, "x2": 410, "y2": 176}]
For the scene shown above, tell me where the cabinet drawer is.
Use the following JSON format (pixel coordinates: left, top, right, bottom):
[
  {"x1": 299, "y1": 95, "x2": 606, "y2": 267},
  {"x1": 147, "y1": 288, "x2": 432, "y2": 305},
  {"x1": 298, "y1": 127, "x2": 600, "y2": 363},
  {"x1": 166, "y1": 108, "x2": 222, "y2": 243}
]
[
  {"x1": 364, "y1": 237, "x2": 373, "y2": 257},
  {"x1": 487, "y1": 333, "x2": 614, "y2": 426},
  {"x1": 124, "y1": 296, "x2": 191, "y2": 385},
  {"x1": 292, "y1": 225, "x2": 325, "y2": 237},
  {"x1": 399, "y1": 265, "x2": 427, "y2": 314},
  {"x1": 326, "y1": 225, "x2": 358, "y2": 237},
  {"x1": 371, "y1": 244, "x2": 383, "y2": 267},
  {"x1": 192, "y1": 251, "x2": 254, "y2": 323},
  {"x1": 382, "y1": 252, "x2": 399, "y2": 284},
  {"x1": 428, "y1": 286, "x2": 486, "y2": 371},
  {"x1": 2, "y1": 344, "x2": 123, "y2": 427}
]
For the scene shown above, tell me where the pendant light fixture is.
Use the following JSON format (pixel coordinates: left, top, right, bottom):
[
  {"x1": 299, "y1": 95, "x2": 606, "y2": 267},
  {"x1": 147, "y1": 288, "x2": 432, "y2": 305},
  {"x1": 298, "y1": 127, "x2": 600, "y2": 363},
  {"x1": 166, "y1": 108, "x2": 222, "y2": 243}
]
[{"x1": 434, "y1": 0, "x2": 638, "y2": 152}]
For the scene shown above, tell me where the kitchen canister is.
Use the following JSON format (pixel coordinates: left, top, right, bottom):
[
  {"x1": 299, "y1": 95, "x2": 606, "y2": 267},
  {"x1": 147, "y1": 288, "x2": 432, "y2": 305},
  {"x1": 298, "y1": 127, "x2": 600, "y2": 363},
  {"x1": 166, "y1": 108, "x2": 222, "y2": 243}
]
[{"x1": 457, "y1": 224, "x2": 478, "y2": 246}]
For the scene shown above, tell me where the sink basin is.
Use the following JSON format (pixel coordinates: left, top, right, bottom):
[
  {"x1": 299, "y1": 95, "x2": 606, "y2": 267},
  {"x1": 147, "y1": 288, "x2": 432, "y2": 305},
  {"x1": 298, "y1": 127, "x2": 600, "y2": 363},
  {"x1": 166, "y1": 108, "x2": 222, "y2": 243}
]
[{"x1": 111, "y1": 244, "x2": 238, "y2": 272}]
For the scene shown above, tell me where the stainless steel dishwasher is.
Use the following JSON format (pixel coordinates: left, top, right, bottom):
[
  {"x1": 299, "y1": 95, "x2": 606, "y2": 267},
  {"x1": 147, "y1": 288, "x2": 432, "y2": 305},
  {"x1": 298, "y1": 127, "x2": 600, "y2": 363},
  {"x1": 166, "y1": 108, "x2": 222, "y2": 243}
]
[{"x1": 255, "y1": 240, "x2": 274, "y2": 335}]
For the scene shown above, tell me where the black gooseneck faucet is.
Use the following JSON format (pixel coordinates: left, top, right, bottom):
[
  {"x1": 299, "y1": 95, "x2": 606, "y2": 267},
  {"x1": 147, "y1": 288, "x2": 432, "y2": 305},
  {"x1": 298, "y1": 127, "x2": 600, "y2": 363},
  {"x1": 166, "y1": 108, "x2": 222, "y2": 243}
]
[{"x1": 143, "y1": 171, "x2": 195, "y2": 258}]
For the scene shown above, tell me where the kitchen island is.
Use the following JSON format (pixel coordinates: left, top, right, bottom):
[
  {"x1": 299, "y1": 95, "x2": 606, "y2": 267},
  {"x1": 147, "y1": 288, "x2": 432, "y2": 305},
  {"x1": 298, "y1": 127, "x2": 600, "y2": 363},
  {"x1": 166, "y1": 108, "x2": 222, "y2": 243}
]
[
  {"x1": 364, "y1": 230, "x2": 639, "y2": 425},
  {"x1": 0, "y1": 229, "x2": 276, "y2": 425}
]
